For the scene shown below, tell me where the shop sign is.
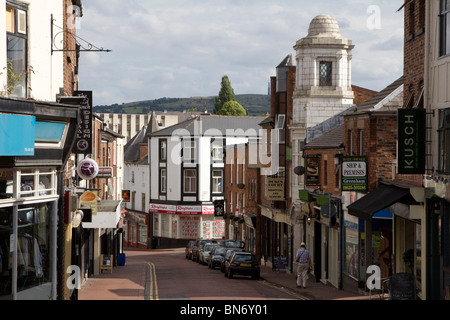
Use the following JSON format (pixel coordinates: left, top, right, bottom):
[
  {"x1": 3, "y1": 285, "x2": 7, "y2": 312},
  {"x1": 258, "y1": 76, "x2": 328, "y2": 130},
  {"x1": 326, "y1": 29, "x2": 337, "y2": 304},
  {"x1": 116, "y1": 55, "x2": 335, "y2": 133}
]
[
  {"x1": 149, "y1": 203, "x2": 177, "y2": 214},
  {"x1": 76, "y1": 158, "x2": 99, "y2": 180},
  {"x1": 97, "y1": 166, "x2": 113, "y2": 178},
  {"x1": 397, "y1": 108, "x2": 425, "y2": 174},
  {"x1": 341, "y1": 156, "x2": 367, "y2": 191},
  {"x1": 0, "y1": 114, "x2": 35, "y2": 156},
  {"x1": 60, "y1": 91, "x2": 93, "y2": 154},
  {"x1": 266, "y1": 177, "x2": 285, "y2": 201},
  {"x1": 177, "y1": 205, "x2": 202, "y2": 215},
  {"x1": 202, "y1": 205, "x2": 215, "y2": 216},
  {"x1": 305, "y1": 156, "x2": 320, "y2": 186},
  {"x1": 122, "y1": 190, "x2": 130, "y2": 202},
  {"x1": 80, "y1": 190, "x2": 98, "y2": 216}
]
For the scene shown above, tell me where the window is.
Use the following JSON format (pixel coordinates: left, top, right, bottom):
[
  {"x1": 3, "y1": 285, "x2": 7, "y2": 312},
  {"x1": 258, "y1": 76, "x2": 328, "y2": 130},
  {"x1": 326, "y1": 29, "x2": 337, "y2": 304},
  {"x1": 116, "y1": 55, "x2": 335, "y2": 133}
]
[
  {"x1": 276, "y1": 114, "x2": 286, "y2": 144},
  {"x1": 19, "y1": 169, "x2": 56, "y2": 198},
  {"x1": 438, "y1": 108, "x2": 450, "y2": 173},
  {"x1": 211, "y1": 140, "x2": 223, "y2": 161},
  {"x1": 6, "y1": 3, "x2": 28, "y2": 97},
  {"x1": 183, "y1": 140, "x2": 196, "y2": 161},
  {"x1": 319, "y1": 61, "x2": 332, "y2": 86},
  {"x1": 141, "y1": 193, "x2": 146, "y2": 211},
  {"x1": 212, "y1": 169, "x2": 223, "y2": 193},
  {"x1": 160, "y1": 168, "x2": 167, "y2": 193},
  {"x1": 183, "y1": 169, "x2": 197, "y2": 193},
  {"x1": 160, "y1": 139, "x2": 167, "y2": 161},
  {"x1": 440, "y1": 0, "x2": 450, "y2": 56}
]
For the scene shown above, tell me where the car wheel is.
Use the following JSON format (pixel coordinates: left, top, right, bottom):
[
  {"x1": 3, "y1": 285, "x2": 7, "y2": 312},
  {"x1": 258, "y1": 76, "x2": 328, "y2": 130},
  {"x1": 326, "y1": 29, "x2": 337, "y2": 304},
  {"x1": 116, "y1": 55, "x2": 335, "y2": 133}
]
[{"x1": 252, "y1": 274, "x2": 260, "y2": 280}]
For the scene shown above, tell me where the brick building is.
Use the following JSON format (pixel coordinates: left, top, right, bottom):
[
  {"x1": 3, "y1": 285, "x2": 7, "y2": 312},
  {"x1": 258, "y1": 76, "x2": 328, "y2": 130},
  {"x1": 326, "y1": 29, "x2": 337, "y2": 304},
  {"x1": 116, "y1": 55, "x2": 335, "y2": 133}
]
[{"x1": 343, "y1": 76, "x2": 407, "y2": 294}]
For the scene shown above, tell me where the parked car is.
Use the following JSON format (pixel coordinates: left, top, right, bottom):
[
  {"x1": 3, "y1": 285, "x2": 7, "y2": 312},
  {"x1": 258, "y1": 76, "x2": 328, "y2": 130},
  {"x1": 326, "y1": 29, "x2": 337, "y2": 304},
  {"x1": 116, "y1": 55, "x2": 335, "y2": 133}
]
[
  {"x1": 224, "y1": 252, "x2": 260, "y2": 280},
  {"x1": 208, "y1": 245, "x2": 227, "y2": 270},
  {"x1": 192, "y1": 239, "x2": 218, "y2": 262},
  {"x1": 220, "y1": 248, "x2": 244, "y2": 273},
  {"x1": 222, "y1": 239, "x2": 245, "y2": 249},
  {"x1": 185, "y1": 240, "x2": 195, "y2": 260},
  {"x1": 198, "y1": 243, "x2": 218, "y2": 265}
]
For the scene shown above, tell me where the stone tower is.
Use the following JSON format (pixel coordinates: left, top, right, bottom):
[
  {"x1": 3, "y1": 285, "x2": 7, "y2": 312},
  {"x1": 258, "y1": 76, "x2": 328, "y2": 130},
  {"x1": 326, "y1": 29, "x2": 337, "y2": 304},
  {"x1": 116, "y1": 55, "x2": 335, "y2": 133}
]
[{"x1": 292, "y1": 14, "x2": 354, "y2": 130}]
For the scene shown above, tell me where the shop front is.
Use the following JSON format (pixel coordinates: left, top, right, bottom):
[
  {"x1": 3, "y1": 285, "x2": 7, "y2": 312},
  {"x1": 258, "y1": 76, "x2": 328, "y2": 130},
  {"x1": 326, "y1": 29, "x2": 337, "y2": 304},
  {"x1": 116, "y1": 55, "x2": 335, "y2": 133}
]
[
  {"x1": 0, "y1": 98, "x2": 78, "y2": 300},
  {"x1": 150, "y1": 203, "x2": 224, "y2": 248},
  {"x1": 298, "y1": 189, "x2": 341, "y2": 288},
  {"x1": 346, "y1": 181, "x2": 423, "y2": 296}
]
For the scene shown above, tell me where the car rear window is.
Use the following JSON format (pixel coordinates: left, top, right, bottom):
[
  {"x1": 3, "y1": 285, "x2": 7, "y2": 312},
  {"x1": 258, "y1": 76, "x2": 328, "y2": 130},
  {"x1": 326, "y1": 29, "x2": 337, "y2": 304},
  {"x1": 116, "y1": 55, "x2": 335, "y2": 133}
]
[{"x1": 233, "y1": 254, "x2": 256, "y2": 263}]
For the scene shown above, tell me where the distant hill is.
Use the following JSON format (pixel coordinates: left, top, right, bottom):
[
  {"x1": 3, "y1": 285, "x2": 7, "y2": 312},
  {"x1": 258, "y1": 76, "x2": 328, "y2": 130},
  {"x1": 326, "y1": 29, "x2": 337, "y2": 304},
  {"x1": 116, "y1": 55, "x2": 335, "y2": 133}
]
[{"x1": 93, "y1": 94, "x2": 270, "y2": 116}]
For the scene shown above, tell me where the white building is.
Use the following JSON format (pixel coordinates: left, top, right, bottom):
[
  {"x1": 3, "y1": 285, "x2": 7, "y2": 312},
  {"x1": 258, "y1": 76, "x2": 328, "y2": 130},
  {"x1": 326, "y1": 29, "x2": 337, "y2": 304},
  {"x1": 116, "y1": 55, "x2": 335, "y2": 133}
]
[
  {"x1": 148, "y1": 115, "x2": 265, "y2": 248},
  {"x1": 289, "y1": 14, "x2": 355, "y2": 280},
  {"x1": 0, "y1": 0, "x2": 70, "y2": 100}
]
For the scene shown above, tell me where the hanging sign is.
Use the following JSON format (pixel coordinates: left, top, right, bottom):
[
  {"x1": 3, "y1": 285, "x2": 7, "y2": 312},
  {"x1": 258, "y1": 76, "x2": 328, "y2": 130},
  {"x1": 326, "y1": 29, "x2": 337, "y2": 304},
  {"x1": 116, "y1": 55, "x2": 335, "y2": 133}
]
[
  {"x1": 77, "y1": 158, "x2": 99, "y2": 180},
  {"x1": 341, "y1": 156, "x2": 367, "y2": 191},
  {"x1": 397, "y1": 108, "x2": 426, "y2": 174}
]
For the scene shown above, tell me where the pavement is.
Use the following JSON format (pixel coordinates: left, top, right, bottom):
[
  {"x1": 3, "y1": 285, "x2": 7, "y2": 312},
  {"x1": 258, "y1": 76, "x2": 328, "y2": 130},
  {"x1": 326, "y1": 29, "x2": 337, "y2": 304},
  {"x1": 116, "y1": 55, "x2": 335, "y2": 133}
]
[{"x1": 78, "y1": 248, "x2": 377, "y2": 301}]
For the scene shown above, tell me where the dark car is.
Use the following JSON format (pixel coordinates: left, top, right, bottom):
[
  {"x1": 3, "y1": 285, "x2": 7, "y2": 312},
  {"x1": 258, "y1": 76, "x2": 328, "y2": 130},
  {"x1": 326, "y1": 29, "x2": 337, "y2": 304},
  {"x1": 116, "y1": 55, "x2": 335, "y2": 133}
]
[
  {"x1": 208, "y1": 245, "x2": 227, "y2": 270},
  {"x1": 224, "y1": 252, "x2": 260, "y2": 280},
  {"x1": 220, "y1": 247, "x2": 244, "y2": 273},
  {"x1": 192, "y1": 239, "x2": 218, "y2": 262},
  {"x1": 221, "y1": 239, "x2": 245, "y2": 249},
  {"x1": 185, "y1": 240, "x2": 195, "y2": 260}
]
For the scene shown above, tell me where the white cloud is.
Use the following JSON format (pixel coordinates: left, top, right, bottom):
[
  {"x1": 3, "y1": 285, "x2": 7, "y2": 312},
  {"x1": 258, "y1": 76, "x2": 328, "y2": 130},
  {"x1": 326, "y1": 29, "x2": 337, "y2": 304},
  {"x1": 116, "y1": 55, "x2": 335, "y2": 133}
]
[{"x1": 77, "y1": 0, "x2": 404, "y2": 105}]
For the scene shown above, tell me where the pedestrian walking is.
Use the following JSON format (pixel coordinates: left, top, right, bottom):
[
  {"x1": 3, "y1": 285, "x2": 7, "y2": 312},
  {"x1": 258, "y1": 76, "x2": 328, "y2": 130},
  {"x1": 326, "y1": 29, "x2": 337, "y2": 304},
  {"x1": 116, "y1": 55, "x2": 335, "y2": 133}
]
[{"x1": 295, "y1": 242, "x2": 313, "y2": 288}]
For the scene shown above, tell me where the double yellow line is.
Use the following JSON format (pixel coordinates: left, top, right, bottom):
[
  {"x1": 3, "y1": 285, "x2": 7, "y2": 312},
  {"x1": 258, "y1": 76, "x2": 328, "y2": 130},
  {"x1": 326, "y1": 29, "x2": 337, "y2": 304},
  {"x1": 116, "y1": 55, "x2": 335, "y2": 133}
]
[{"x1": 145, "y1": 262, "x2": 159, "y2": 300}]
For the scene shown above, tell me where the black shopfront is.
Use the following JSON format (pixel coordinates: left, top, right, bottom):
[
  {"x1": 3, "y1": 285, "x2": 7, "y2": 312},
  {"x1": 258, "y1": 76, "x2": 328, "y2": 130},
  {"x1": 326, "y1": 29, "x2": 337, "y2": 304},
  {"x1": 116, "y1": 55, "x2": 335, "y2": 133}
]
[{"x1": 0, "y1": 97, "x2": 78, "y2": 299}]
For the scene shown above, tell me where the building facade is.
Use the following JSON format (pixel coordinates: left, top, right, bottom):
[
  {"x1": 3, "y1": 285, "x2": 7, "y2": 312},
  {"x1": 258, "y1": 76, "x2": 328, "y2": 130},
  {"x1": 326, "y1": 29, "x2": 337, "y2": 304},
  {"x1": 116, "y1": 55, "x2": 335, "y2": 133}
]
[
  {"x1": 148, "y1": 115, "x2": 264, "y2": 248},
  {"x1": 423, "y1": 0, "x2": 450, "y2": 300}
]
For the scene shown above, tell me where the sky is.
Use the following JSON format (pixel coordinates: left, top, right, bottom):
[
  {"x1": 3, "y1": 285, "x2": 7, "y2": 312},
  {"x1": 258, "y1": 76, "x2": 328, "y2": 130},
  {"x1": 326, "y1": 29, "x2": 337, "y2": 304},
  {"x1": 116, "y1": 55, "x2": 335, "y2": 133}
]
[{"x1": 75, "y1": 0, "x2": 405, "y2": 107}]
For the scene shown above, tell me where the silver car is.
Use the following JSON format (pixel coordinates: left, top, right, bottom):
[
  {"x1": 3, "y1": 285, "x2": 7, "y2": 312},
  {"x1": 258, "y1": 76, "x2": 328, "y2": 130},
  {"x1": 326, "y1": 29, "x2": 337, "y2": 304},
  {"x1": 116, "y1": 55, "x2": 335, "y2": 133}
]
[{"x1": 198, "y1": 243, "x2": 218, "y2": 265}]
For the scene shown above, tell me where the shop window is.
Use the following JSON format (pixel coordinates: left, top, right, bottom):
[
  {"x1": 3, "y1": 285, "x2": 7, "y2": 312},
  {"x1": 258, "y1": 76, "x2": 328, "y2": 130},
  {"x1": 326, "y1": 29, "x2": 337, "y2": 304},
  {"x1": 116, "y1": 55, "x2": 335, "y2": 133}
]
[
  {"x1": 6, "y1": 2, "x2": 28, "y2": 97},
  {"x1": 0, "y1": 207, "x2": 12, "y2": 297},
  {"x1": 0, "y1": 170, "x2": 13, "y2": 199},
  {"x1": 438, "y1": 108, "x2": 450, "y2": 173},
  {"x1": 16, "y1": 203, "x2": 53, "y2": 294},
  {"x1": 138, "y1": 224, "x2": 147, "y2": 244}
]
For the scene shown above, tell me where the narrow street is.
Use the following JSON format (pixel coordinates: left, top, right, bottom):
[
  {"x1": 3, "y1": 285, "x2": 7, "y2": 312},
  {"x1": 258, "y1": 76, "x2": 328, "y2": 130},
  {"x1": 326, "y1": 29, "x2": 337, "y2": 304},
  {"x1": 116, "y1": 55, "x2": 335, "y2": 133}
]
[{"x1": 78, "y1": 248, "x2": 302, "y2": 301}]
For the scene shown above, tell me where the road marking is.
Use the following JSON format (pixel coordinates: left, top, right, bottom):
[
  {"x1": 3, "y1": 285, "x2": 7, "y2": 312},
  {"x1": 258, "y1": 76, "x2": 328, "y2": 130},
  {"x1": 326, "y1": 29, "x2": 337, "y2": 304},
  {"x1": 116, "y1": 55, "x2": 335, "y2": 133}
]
[{"x1": 145, "y1": 262, "x2": 159, "y2": 300}]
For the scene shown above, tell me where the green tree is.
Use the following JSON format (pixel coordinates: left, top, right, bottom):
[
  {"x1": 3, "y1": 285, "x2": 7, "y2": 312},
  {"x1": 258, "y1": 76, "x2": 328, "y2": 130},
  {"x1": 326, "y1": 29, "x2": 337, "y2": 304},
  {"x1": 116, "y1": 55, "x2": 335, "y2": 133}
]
[
  {"x1": 216, "y1": 100, "x2": 247, "y2": 116},
  {"x1": 214, "y1": 75, "x2": 236, "y2": 114}
]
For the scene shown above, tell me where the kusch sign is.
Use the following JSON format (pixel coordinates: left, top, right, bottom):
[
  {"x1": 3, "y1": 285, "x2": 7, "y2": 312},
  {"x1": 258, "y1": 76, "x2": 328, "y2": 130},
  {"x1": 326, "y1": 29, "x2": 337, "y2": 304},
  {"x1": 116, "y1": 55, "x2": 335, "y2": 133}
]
[{"x1": 397, "y1": 109, "x2": 426, "y2": 175}]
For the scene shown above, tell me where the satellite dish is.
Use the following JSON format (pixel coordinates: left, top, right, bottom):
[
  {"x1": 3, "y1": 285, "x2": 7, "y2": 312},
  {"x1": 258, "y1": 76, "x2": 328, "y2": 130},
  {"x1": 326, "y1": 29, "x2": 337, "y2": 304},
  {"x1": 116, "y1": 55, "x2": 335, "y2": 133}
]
[{"x1": 294, "y1": 166, "x2": 305, "y2": 176}]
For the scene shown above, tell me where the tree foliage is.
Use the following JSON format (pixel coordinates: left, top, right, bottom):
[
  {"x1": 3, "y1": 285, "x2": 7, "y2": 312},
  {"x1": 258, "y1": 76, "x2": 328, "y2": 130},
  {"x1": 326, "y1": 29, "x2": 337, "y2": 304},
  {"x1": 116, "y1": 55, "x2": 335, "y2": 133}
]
[
  {"x1": 214, "y1": 75, "x2": 236, "y2": 114},
  {"x1": 215, "y1": 100, "x2": 247, "y2": 116}
]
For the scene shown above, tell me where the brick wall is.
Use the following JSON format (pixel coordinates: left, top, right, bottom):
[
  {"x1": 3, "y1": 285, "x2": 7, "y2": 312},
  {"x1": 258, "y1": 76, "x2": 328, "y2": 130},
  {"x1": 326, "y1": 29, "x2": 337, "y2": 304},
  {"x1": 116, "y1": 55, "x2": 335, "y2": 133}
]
[
  {"x1": 63, "y1": 0, "x2": 80, "y2": 96},
  {"x1": 344, "y1": 114, "x2": 397, "y2": 191},
  {"x1": 403, "y1": 0, "x2": 425, "y2": 106}
]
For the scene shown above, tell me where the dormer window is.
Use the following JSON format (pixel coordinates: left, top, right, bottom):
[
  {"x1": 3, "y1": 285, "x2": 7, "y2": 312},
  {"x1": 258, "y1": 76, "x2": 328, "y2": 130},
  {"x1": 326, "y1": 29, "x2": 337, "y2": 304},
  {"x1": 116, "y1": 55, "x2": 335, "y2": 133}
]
[{"x1": 319, "y1": 61, "x2": 332, "y2": 86}]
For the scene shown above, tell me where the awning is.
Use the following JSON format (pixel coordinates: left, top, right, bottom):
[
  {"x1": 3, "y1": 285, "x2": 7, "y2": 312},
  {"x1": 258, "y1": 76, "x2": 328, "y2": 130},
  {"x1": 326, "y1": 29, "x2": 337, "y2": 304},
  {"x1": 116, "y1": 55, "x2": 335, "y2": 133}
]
[
  {"x1": 82, "y1": 200, "x2": 123, "y2": 229},
  {"x1": 347, "y1": 182, "x2": 415, "y2": 220}
]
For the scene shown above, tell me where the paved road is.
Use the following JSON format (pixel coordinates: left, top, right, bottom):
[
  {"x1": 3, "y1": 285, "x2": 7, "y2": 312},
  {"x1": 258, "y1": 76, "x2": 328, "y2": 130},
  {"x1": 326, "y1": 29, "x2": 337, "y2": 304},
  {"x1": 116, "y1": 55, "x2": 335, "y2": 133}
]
[{"x1": 79, "y1": 248, "x2": 301, "y2": 301}]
